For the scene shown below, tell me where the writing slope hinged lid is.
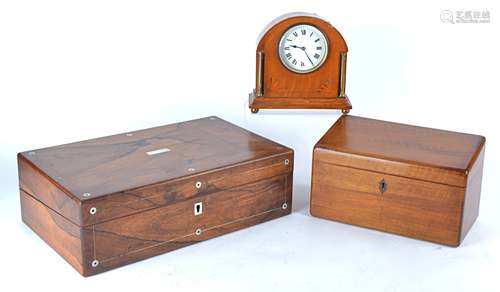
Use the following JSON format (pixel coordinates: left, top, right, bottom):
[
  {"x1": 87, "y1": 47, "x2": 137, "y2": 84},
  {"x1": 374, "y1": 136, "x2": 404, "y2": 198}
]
[
  {"x1": 314, "y1": 115, "x2": 485, "y2": 187},
  {"x1": 19, "y1": 116, "x2": 293, "y2": 226}
]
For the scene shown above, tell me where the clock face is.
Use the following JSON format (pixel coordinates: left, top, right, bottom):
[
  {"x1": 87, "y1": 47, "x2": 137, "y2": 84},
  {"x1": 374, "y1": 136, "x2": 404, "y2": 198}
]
[{"x1": 278, "y1": 24, "x2": 329, "y2": 73}]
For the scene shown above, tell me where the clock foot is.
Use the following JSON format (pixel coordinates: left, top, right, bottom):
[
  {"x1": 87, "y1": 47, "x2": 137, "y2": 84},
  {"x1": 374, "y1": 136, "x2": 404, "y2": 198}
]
[
  {"x1": 251, "y1": 108, "x2": 259, "y2": 114},
  {"x1": 341, "y1": 109, "x2": 350, "y2": 115}
]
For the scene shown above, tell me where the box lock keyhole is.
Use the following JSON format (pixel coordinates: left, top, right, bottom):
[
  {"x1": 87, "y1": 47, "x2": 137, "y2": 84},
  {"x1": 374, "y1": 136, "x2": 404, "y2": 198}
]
[
  {"x1": 194, "y1": 202, "x2": 203, "y2": 216},
  {"x1": 379, "y1": 179, "x2": 387, "y2": 194}
]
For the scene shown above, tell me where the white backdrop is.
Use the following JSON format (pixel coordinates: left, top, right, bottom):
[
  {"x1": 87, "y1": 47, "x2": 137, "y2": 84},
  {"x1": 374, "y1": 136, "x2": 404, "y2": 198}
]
[{"x1": 1, "y1": 1, "x2": 499, "y2": 291}]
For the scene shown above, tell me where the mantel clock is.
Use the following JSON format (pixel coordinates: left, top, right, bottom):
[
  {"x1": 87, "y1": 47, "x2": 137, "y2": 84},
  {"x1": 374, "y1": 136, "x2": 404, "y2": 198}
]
[{"x1": 249, "y1": 13, "x2": 352, "y2": 113}]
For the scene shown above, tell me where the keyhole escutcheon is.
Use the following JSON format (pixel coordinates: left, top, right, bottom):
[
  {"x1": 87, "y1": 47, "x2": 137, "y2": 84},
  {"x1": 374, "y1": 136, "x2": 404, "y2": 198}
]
[
  {"x1": 379, "y1": 179, "x2": 387, "y2": 194},
  {"x1": 194, "y1": 202, "x2": 203, "y2": 216}
]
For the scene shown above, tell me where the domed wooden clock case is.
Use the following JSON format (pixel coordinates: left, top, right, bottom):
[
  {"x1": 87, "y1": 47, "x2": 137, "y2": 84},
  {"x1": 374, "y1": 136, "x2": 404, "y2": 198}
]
[{"x1": 249, "y1": 13, "x2": 352, "y2": 113}]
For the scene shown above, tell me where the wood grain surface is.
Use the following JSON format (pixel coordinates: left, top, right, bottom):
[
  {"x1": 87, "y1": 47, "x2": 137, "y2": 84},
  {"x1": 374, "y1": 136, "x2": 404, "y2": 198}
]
[
  {"x1": 18, "y1": 155, "x2": 81, "y2": 225},
  {"x1": 460, "y1": 146, "x2": 485, "y2": 242},
  {"x1": 83, "y1": 175, "x2": 292, "y2": 276},
  {"x1": 19, "y1": 116, "x2": 290, "y2": 200},
  {"x1": 18, "y1": 116, "x2": 294, "y2": 276},
  {"x1": 249, "y1": 95, "x2": 352, "y2": 110},
  {"x1": 315, "y1": 115, "x2": 485, "y2": 186},
  {"x1": 311, "y1": 162, "x2": 464, "y2": 245},
  {"x1": 20, "y1": 190, "x2": 84, "y2": 274},
  {"x1": 249, "y1": 13, "x2": 352, "y2": 110},
  {"x1": 310, "y1": 115, "x2": 485, "y2": 246},
  {"x1": 81, "y1": 153, "x2": 292, "y2": 226}
]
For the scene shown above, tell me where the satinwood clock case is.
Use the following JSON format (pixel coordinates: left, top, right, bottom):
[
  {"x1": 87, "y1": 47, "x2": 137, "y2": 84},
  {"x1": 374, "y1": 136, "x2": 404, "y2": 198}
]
[{"x1": 249, "y1": 13, "x2": 352, "y2": 113}]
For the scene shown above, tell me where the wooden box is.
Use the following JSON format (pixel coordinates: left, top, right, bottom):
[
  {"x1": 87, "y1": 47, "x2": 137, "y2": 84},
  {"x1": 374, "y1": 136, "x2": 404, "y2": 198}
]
[
  {"x1": 18, "y1": 116, "x2": 293, "y2": 276},
  {"x1": 310, "y1": 115, "x2": 485, "y2": 246}
]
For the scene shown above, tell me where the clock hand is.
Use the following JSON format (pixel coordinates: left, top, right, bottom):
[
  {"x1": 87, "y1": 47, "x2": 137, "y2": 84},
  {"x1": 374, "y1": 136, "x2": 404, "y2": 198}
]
[
  {"x1": 290, "y1": 45, "x2": 306, "y2": 50},
  {"x1": 303, "y1": 49, "x2": 314, "y2": 66},
  {"x1": 289, "y1": 44, "x2": 314, "y2": 65}
]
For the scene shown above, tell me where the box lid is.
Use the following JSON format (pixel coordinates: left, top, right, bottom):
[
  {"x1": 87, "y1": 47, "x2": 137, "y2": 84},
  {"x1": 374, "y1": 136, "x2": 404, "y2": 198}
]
[
  {"x1": 315, "y1": 115, "x2": 485, "y2": 187},
  {"x1": 20, "y1": 116, "x2": 291, "y2": 202}
]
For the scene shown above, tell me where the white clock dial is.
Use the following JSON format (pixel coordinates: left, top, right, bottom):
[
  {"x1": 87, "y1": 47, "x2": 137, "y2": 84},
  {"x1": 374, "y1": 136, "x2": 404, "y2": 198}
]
[{"x1": 278, "y1": 24, "x2": 329, "y2": 73}]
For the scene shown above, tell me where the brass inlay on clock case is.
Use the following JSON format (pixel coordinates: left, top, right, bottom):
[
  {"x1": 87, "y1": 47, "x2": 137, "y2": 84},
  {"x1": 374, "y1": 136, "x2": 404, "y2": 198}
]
[
  {"x1": 338, "y1": 52, "x2": 348, "y2": 99},
  {"x1": 256, "y1": 51, "x2": 264, "y2": 97},
  {"x1": 248, "y1": 12, "x2": 352, "y2": 114}
]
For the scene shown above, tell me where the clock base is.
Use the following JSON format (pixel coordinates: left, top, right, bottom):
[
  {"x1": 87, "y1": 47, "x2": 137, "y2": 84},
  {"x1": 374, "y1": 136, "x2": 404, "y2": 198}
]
[{"x1": 248, "y1": 92, "x2": 352, "y2": 113}]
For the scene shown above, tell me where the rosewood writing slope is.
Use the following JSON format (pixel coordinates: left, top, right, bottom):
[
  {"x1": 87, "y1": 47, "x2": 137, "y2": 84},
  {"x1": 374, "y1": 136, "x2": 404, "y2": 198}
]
[{"x1": 18, "y1": 116, "x2": 293, "y2": 276}]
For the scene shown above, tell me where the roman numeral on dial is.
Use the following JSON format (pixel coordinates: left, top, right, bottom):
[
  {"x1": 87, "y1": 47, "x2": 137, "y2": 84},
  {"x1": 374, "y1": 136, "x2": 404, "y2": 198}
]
[{"x1": 279, "y1": 24, "x2": 328, "y2": 72}]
